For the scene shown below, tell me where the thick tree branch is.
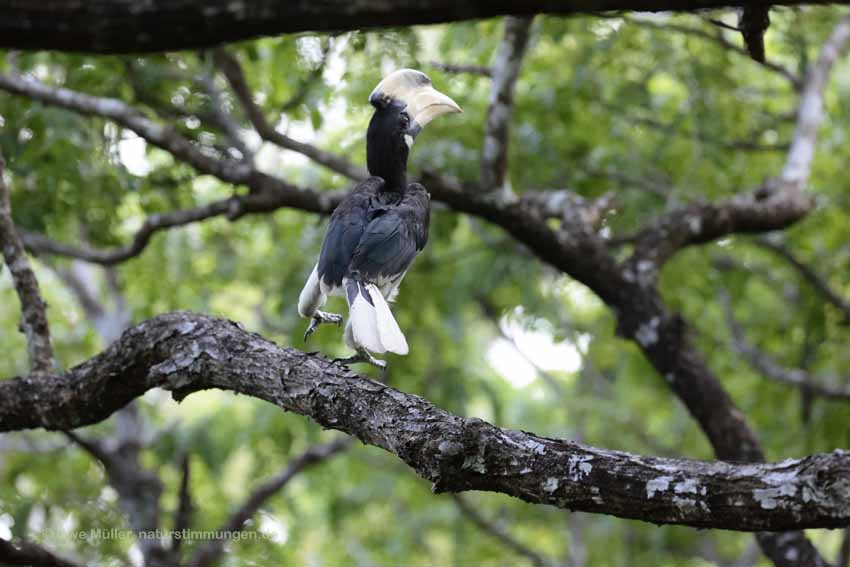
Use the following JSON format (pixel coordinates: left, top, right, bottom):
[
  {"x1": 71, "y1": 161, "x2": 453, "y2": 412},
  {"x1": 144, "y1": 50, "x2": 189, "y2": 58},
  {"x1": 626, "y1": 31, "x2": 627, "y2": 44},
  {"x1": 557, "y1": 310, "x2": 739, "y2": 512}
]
[
  {"x1": 0, "y1": 154, "x2": 54, "y2": 375},
  {"x1": 1, "y1": 312, "x2": 849, "y2": 533},
  {"x1": 1, "y1": 1, "x2": 848, "y2": 54},
  {"x1": 481, "y1": 17, "x2": 533, "y2": 193},
  {"x1": 188, "y1": 438, "x2": 350, "y2": 567},
  {"x1": 0, "y1": 538, "x2": 83, "y2": 567},
  {"x1": 452, "y1": 494, "x2": 553, "y2": 567},
  {"x1": 212, "y1": 49, "x2": 368, "y2": 181},
  {"x1": 624, "y1": 181, "x2": 813, "y2": 276}
]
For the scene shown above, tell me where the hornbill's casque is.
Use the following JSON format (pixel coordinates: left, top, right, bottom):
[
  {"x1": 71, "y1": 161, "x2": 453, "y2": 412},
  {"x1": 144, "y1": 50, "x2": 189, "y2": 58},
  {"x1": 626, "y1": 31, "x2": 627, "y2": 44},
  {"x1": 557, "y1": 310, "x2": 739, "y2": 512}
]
[{"x1": 298, "y1": 69, "x2": 462, "y2": 368}]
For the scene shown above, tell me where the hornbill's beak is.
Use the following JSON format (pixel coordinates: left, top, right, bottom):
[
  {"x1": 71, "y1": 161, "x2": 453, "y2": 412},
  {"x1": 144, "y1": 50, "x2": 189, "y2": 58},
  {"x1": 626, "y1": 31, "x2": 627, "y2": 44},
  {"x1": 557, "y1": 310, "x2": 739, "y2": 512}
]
[{"x1": 369, "y1": 69, "x2": 462, "y2": 137}]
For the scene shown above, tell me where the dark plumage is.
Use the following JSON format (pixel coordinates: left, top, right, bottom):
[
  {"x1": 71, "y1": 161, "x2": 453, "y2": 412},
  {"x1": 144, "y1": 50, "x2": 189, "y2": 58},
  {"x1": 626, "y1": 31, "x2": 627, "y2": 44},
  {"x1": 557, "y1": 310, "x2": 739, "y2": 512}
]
[
  {"x1": 318, "y1": 178, "x2": 429, "y2": 291},
  {"x1": 298, "y1": 69, "x2": 460, "y2": 367}
]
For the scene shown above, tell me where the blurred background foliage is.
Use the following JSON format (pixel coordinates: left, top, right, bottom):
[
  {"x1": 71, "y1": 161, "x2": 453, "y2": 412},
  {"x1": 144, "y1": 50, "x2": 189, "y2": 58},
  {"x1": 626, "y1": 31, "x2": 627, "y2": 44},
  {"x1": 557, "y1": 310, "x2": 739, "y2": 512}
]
[{"x1": 1, "y1": 6, "x2": 849, "y2": 566}]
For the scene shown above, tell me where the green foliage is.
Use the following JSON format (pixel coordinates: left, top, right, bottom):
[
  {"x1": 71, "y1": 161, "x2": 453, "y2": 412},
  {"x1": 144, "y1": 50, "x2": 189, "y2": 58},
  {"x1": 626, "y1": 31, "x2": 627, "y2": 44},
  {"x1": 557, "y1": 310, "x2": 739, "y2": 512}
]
[{"x1": 2, "y1": 7, "x2": 850, "y2": 566}]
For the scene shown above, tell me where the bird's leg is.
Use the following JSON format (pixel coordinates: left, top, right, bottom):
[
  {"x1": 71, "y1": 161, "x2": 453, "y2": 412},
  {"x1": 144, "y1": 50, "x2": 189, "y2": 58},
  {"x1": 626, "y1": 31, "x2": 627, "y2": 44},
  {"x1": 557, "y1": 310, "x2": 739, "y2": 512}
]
[
  {"x1": 303, "y1": 310, "x2": 343, "y2": 342},
  {"x1": 333, "y1": 349, "x2": 387, "y2": 371}
]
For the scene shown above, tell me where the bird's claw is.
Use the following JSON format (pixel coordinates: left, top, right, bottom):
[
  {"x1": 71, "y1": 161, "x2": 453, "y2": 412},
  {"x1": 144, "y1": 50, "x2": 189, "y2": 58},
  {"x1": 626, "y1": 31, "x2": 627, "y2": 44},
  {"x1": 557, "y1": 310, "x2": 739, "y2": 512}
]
[
  {"x1": 303, "y1": 319, "x2": 320, "y2": 342},
  {"x1": 303, "y1": 311, "x2": 343, "y2": 342},
  {"x1": 333, "y1": 350, "x2": 387, "y2": 371}
]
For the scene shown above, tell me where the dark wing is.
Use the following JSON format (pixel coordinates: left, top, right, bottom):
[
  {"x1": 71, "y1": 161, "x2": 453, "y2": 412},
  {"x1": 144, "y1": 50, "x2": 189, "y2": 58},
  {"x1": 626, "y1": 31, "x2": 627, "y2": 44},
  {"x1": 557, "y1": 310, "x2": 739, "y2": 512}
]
[
  {"x1": 406, "y1": 183, "x2": 431, "y2": 250},
  {"x1": 348, "y1": 212, "x2": 419, "y2": 282},
  {"x1": 316, "y1": 177, "x2": 384, "y2": 288},
  {"x1": 349, "y1": 184, "x2": 431, "y2": 282}
]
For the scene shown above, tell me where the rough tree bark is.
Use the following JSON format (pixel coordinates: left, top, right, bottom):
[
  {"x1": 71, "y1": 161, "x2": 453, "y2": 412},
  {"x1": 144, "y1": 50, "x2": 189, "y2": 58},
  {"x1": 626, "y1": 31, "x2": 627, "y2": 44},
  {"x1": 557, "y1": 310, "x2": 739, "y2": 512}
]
[
  {"x1": 1, "y1": 312, "x2": 849, "y2": 533},
  {"x1": 1, "y1": 1, "x2": 848, "y2": 54}
]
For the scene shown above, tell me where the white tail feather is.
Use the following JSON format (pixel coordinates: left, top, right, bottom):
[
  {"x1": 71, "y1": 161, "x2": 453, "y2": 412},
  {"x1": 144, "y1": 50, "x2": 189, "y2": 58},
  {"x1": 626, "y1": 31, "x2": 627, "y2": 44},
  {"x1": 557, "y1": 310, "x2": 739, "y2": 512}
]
[
  {"x1": 365, "y1": 283, "x2": 408, "y2": 355},
  {"x1": 345, "y1": 279, "x2": 385, "y2": 353}
]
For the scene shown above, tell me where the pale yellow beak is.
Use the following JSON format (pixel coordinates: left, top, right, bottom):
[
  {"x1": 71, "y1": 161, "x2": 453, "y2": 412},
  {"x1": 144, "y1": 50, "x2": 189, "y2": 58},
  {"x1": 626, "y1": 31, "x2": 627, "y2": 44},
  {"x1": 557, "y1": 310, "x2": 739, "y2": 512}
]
[{"x1": 369, "y1": 69, "x2": 462, "y2": 130}]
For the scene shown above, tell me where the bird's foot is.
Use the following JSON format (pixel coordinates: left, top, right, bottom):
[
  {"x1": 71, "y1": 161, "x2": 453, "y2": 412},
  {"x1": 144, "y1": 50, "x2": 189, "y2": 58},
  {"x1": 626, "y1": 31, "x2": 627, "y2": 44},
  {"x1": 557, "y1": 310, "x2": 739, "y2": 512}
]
[
  {"x1": 333, "y1": 350, "x2": 387, "y2": 371},
  {"x1": 303, "y1": 311, "x2": 343, "y2": 342}
]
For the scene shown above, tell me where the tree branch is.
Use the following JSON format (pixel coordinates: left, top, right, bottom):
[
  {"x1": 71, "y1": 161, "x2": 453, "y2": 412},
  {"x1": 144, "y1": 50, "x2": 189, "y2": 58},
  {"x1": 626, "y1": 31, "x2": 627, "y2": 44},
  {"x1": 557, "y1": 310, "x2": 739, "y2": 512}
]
[
  {"x1": 720, "y1": 290, "x2": 850, "y2": 402},
  {"x1": 212, "y1": 48, "x2": 368, "y2": 181},
  {"x1": 624, "y1": 12, "x2": 850, "y2": 275},
  {"x1": 21, "y1": 198, "x2": 242, "y2": 266},
  {"x1": 1, "y1": 312, "x2": 849, "y2": 532},
  {"x1": 624, "y1": 180, "x2": 813, "y2": 276},
  {"x1": 188, "y1": 437, "x2": 350, "y2": 567},
  {"x1": 755, "y1": 236, "x2": 850, "y2": 324},
  {"x1": 1, "y1": 1, "x2": 848, "y2": 54},
  {"x1": 481, "y1": 16, "x2": 533, "y2": 193},
  {"x1": 428, "y1": 61, "x2": 493, "y2": 78},
  {"x1": 0, "y1": 154, "x2": 54, "y2": 375},
  {"x1": 627, "y1": 17, "x2": 799, "y2": 87},
  {"x1": 0, "y1": 71, "x2": 256, "y2": 185},
  {"x1": 782, "y1": 12, "x2": 850, "y2": 189}
]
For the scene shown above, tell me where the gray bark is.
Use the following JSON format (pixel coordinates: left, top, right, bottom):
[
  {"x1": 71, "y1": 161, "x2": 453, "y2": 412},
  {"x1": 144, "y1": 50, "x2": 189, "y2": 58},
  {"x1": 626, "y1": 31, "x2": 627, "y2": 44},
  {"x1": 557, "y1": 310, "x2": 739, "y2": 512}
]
[
  {"x1": 0, "y1": 1, "x2": 846, "y2": 54},
  {"x1": 1, "y1": 312, "x2": 849, "y2": 533}
]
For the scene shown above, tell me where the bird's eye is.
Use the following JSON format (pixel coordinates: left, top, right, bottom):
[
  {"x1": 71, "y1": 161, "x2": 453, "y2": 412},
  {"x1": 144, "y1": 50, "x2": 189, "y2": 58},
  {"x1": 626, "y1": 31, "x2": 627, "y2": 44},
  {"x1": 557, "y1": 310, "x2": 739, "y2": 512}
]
[{"x1": 399, "y1": 112, "x2": 410, "y2": 128}]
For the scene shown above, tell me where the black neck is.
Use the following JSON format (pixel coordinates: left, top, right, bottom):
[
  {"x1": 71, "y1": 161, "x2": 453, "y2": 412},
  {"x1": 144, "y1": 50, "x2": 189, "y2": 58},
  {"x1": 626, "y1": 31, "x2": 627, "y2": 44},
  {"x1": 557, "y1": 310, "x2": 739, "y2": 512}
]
[{"x1": 366, "y1": 110, "x2": 409, "y2": 192}]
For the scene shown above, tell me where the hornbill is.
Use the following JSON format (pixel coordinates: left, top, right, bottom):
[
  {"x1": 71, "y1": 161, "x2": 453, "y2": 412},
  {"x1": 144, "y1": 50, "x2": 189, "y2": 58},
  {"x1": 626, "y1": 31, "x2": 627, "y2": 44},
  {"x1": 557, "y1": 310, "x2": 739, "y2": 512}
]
[{"x1": 298, "y1": 69, "x2": 462, "y2": 368}]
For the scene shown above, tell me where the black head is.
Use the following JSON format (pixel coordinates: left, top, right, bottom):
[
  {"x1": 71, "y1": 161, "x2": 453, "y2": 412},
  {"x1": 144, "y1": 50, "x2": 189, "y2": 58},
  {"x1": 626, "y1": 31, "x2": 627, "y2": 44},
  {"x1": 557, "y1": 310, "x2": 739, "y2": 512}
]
[{"x1": 366, "y1": 69, "x2": 461, "y2": 192}]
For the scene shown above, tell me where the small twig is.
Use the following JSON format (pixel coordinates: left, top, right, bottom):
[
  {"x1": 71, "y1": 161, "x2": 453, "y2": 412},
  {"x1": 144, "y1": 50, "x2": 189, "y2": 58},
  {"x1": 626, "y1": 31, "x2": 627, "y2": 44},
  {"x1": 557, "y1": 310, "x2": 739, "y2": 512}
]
[
  {"x1": 704, "y1": 17, "x2": 741, "y2": 33},
  {"x1": 0, "y1": 154, "x2": 54, "y2": 374},
  {"x1": 719, "y1": 289, "x2": 850, "y2": 402},
  {"x1": 213, "y1": 48, "x2": 367, "y2": 181},
  {"x1": 21, "y1": 197, "x2": 237, "y2": 266},
  {"x1": 627, "y1": 17, "x2": 801, "y2": 88},
  {"x1": 754, "y1": 236, "x2": 850, "y2": 324},
  {"x1": 279, "y1": 38, "x2": 332, "y2": 113},
  {"x1": 428, "y1": 61, "x2": 493, "y2": 78}
]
